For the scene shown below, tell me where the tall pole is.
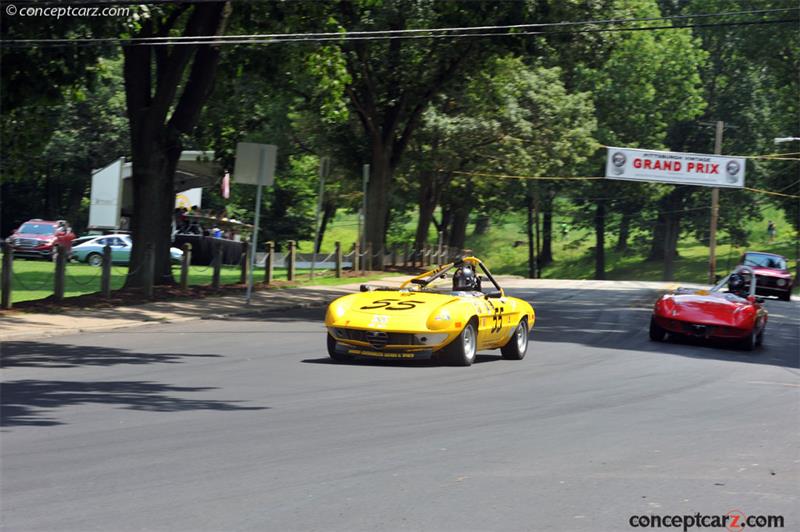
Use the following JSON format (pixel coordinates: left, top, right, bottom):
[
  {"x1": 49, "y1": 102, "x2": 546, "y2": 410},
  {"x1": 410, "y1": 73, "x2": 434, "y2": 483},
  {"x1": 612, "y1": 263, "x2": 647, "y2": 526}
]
[
  {"x1": 247, "y1": 148, "x2": 267, "y2": 304},
  {"x1": 361, "y1": 164, "x2": 369, "y2": 252},
  {"x1": 708, "y1": 120, "x2": 723, "y2": 284}
]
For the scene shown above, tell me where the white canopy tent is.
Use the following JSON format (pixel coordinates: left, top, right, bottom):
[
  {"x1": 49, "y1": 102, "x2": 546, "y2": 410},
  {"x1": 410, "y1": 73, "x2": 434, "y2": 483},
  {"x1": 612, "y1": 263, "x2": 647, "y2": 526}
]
[{"x1": 89, "y1": 151, "x2": 221, "y2": 230}]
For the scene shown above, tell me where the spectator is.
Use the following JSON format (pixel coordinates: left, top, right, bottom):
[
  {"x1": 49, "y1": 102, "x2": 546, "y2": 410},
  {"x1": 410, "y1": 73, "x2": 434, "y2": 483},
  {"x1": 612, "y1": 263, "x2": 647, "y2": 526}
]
[{"x1": 767, "y1": 220, "x2": 776, "y2": 243}]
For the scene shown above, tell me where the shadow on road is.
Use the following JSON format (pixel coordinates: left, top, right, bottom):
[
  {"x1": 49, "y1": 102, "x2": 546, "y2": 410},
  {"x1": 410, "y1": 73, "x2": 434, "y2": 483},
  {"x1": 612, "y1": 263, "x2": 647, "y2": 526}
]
[
  {"x1": 301, "y1": 353, "x2": 504, "y2": 367},
  {"x1": 1, "y1": 379, "x2": 268, "y2": 427},
  {"x1": 1, "y1": 341, "x2": 223, "y2": 369}
]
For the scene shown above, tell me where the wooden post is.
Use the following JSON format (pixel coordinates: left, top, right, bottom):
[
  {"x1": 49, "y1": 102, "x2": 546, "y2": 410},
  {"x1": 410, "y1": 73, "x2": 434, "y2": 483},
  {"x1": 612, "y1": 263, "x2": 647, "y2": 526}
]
[
  {"x1": 211, "y1": 240, "x2": 222, "y2": 290},
  {"x1": 54, "y1": 243, "x2": 67, "y2": 301},
  {"x1": 403, "y1": 243, "x2": 409, "y2": 268},
  {"x1": 287, "y1": 240, "x2": 296, "y2": 281},
  {"x1": 180, "y1": 243, "x2": 191, "y2": 290},
  {"x1": 366, "y1": 242, "x2": 373, "y2": 272},
  {"x1": 353, "y1": 242, "x2": 360, "y2": 272},
  {"x1": 2, "y1": 241, "x2": 12, "y2": 309},
  {"x1": 239, "y1": 241, "x2": 249, "y2": 284},
  {"x1": 101, "y1": 244, "x2": 112, "y2": 298},
  {"x1": 335, "y1": 241, "x2": 342, "y2": 278},
  {"x1": 264, "y1": 241, "x2": 274, "y2": 285},
  {"x1": 143, "y1": 243, "x2": 155, "y2": 299},
  {"x1": 422, "y1": 245, "x2": 429, "y2": 267}
]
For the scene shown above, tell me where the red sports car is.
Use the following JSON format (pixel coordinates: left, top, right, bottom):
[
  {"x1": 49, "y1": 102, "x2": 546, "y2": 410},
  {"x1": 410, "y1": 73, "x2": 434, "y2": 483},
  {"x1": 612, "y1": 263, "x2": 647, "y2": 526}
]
[
  {"x1": 738, "y1": 251, "x2": 794, "y2": 301},
  {"x1": 650, "y1": 266, "x2": 768, "y2": 350}
]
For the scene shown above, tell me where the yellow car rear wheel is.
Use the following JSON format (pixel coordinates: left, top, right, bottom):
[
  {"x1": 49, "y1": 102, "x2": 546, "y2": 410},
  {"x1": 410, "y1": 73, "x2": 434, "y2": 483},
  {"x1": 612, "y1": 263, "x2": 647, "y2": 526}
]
[{"x1": 501, "y1": 319, "x2": 529, "y2": 360}]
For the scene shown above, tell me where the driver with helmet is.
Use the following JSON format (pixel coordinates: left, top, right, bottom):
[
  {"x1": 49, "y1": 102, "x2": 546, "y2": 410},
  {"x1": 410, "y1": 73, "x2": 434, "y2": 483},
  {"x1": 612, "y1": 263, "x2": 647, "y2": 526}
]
[
  {"x1": 452, "y1": 263, "x2": 482, "y2": 292},
  {"x1": 727, "y1": 271, "x2": 750, "y2": 298}
]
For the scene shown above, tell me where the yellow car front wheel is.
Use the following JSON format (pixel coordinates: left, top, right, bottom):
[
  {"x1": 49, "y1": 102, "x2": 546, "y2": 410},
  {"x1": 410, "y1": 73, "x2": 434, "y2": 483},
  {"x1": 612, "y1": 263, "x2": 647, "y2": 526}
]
[
  {"x1": 440, "y1": 322, "x2": 477, "y2": 366},
  {"x1": 327, "y1": 334, "x2": 352, "y2": 363}
]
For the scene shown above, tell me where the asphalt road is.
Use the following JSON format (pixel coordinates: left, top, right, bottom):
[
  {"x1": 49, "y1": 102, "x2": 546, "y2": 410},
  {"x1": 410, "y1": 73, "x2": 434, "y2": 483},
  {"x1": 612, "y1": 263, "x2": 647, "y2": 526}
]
[{"x1": 2, "y1": 285, "x2": 798, "y2": 532}]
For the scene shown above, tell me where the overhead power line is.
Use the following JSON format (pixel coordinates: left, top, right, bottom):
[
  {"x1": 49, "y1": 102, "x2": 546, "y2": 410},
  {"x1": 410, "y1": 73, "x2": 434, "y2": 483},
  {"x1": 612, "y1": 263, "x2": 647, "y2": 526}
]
[{"x1": 2, "y1": 7, "x2": 797, "y2": 47}]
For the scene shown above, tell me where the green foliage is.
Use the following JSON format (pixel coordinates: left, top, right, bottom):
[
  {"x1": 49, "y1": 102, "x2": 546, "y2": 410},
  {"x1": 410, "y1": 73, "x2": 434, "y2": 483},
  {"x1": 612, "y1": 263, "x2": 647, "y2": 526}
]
[
  {"x1": 260, "y1": 155, "x2": 319, "y2": 250},
  {"x1": 306, "y1": 45, "x2": 352, "y2": 124},
  {"x1": 1, "y1": 56, "x2": 129, "y2": 234}
]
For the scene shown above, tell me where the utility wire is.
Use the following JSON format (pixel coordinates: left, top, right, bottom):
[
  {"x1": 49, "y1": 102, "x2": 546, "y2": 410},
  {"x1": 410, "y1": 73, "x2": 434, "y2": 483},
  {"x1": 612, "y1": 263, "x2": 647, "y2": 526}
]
[{"x1": 3, "y1": 8, "x2": 797, "y2": 47}]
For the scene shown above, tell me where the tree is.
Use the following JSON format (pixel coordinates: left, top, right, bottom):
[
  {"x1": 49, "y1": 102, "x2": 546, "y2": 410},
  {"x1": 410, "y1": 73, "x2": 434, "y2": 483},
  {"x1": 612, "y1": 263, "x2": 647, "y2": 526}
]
[
  {"x1": 319, "y1": 0, "x2": 539, "y2": 263},
  {"x1": 570, "y1": 0, "x2": 707, "y2": 279},
  {"x1": 122, "y1": 2, "x2": 231, "y2": 288}
]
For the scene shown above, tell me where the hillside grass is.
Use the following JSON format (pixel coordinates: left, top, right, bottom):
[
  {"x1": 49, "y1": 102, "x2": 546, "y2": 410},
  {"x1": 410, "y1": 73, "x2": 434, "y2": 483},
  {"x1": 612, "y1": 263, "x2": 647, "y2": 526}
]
[{"x1": 300, "y1": 204, "x2": 797, "y2": 285}]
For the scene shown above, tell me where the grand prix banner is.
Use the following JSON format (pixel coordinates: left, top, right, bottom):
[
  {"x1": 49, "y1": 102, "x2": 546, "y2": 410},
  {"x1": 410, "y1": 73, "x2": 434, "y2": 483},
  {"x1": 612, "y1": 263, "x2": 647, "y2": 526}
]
[{"x1": 605, "y1": 147, "x2": 746, "y2": 188}]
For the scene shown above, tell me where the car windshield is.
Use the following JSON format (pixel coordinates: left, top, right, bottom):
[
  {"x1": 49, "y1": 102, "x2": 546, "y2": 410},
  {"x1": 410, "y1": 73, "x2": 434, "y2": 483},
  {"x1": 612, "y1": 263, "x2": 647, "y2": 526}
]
[
  {"x1": 743, "y1": 253, "x2": 786, "y2": 270},
  {"x1": 18, "y1": 223, "x2": 55, "y2": 235}
]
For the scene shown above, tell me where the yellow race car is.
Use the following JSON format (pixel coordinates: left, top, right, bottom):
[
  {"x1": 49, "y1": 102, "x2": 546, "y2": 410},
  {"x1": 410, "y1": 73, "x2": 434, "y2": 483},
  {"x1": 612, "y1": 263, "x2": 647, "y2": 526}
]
[{"x1": 325, "y1": 257, "x2": 535, "y2": 366}]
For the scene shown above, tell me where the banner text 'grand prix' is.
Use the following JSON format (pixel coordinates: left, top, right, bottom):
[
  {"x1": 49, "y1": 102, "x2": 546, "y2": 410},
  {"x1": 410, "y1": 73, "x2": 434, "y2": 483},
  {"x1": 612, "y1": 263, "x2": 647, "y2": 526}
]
[{"x1": 606, "y1": 147, "x2": 746, "y2": 188}]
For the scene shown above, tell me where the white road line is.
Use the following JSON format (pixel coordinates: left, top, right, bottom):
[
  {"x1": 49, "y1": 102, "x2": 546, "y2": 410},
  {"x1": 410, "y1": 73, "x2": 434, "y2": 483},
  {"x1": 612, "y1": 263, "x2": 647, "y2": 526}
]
[{"x1": 746, "y1": 380, "x2": 800, "y2": 388}]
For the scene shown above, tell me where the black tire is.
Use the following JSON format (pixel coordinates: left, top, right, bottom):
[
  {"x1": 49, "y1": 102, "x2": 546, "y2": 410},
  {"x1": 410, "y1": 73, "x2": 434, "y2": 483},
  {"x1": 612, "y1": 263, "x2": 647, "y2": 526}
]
[
  {"x1": 501, "y1": 319, "x2": 528, "y2": 360},
  {"x1": 440, "y1": 322, "x2": 477, "y2": 366},
  {"x1": 649, "y1": 317, "x2": 667, "y2": 342},
  {"x1": 779, "y1": 291, "x2": 791, "y2": 302},
  {"x1": 87, "y1": 253, "x2": 103, "y2": 267},
  {"x1": 756, "y1": 328, "x2": 764, "y2": 347},
  {"x1": 741, "y1": 329, "x2": 757, "y2": 351},
  {"x1": 327, "y1": 333, "x2": 351, "y2": 363}
]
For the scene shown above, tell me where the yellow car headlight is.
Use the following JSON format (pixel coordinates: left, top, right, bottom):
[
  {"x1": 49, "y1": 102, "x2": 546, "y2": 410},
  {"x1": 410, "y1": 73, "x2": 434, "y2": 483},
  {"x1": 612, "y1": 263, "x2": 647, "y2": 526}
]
[{"x1": 434, "y1": 310, "x2": 451, "y2": 321}]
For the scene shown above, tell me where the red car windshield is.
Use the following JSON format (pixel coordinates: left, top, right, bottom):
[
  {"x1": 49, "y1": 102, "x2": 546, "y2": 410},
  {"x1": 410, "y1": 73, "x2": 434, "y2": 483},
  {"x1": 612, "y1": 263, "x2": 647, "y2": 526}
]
[
  {"x1": 18, "y1": 223, "x2": 56, "y2": 235},
  {"x1": 743, "y1": 253, "x2": 787, "y2": 270}
]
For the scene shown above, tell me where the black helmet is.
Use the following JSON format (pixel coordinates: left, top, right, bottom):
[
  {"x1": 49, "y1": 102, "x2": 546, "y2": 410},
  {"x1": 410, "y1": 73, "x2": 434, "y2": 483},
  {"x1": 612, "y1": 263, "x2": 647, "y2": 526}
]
[
  {"x1": 453, "y1": 264, "x2": 481, "y2": 291},
  {"x1": 728, "y1": 273, "x2": 748, "y2": 295}
]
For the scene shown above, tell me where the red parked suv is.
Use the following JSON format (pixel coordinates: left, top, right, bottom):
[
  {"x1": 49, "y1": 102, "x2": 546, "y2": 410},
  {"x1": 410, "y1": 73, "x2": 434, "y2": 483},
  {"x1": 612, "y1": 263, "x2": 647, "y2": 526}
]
[
  {"x1": 738, "y1": 251, "x2": 794, "y2": 301},
  {"x1": 7, "y1": 219, "x2": 76, "y2": 260}
]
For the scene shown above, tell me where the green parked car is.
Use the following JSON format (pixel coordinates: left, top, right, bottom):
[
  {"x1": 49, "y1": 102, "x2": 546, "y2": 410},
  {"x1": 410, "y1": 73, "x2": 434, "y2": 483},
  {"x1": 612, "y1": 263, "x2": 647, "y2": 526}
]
[{"x1": 71, "y1": 234, "x2": 183, "y2": 266}]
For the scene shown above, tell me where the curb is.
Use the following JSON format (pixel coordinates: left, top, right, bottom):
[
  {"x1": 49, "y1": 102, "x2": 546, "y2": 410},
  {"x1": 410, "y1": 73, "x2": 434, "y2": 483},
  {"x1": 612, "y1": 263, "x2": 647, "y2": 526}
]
[{"x1": 0, "y1": 291, "x2": 349, "y2": 342}]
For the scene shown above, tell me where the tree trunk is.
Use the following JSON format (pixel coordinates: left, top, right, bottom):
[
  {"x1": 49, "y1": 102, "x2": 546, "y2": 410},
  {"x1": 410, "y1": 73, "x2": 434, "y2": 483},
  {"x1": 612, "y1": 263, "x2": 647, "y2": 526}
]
[
  {"x1": 527, "y1": 184, "x2": 536, "y2": 279},
  {"x1": 439, "y1": 206, "x2": 452, "y2": 251},
  {"x1": 414, "y1": 175, "x2": 437, "y2": 250},
  {"x1": 448, "y1": 205, "x2": 470, "y2": 250},
  {"x1": 128, "y1": 133, "x2": 182, "y2": 287},
  {"x1": 595, "y1": 200, "x2": 606, "y2": 280},
  {"x1": 661, "y1": 194, "x2": 683, "y2": 281},
  {"x1": 541, "y1": 195, "x2": 553, "y2": 266},
  {"x1": 615, "y1": 212, "x2": 631, "y2": 252},
  {"x1": 648, "y1": 188, "x2": 687, "y2": 261},
  {"x1": 315, "y1": 201, "x2": 336, "y2": 253},
  {"x1": 365, "y1": 143, "x2": 392, "y2": 267},
  {"x1": 473, "y1": 214, "x2": 489, "y2": 236}
]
